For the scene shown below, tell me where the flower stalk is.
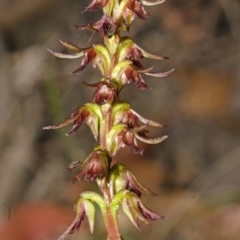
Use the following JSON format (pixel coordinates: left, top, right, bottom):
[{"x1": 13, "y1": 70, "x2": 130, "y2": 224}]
[{"x1": 44, "y1": 0, "x2": 173, "y2": 239}]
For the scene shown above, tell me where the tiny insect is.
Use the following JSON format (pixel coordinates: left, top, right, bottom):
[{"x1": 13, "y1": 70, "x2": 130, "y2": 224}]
[{"x1": 68, "y1": 160, "x2": 81, "y2": 170}]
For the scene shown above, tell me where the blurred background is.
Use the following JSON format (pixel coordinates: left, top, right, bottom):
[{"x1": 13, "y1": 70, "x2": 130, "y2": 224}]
[{"x1": 0, "y1": 0, "x2": 240, "y2": 239}]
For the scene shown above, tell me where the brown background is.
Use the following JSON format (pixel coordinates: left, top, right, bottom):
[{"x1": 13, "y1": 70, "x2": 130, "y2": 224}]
[{"x1": 0, "y1": 0, "x2": 240, "y2": 239}]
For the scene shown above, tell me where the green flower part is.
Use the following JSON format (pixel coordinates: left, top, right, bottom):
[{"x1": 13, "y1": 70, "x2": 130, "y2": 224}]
[
  {"x1": 43, "y1": 103, "x2": 101, "y2": 139},
  {"x1": 57, "y1": 197, "x2": 95, "y2": 240},
  {"x1": 109, "y1": 163, "x2": 157, "y2": 197},
  {"x1": 106, "y1": 123, "x2": 168, "y2": 156},
  {"x1": 111, "y1": 36, "x2": 174, "y2": 90},
  {"x1": 48, "y1": 35, "x2": 173, "y2": 91},
  {"x1": 121, "y1": 191, "x2": 165, "y2": 230},
  {"x1": 48, "y1": 39, "x2": 111, "y2": 77},
  {"x1": 107, "y1": 102, "x2": 167, "y2": 155},
  {"x1": 112, "y1": 102, "x2": 166, "y2": 128}
]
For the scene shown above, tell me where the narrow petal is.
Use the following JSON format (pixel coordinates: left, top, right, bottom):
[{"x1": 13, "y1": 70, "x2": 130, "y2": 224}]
[
  {"x1": 47, "y1": 48, "x2": 84, "y2": 59},
  {"x1": 127, "y1": 171, "x2": 158, "y2": 196},
  {"x1": 58, "y1": 38, "x2": 89, "y2": 52},
  {"x1": 145, "y1": 68, "x2": 175, "y2": 77},
  {"x1": 133, "y1": 125, "x2": 147, "y2": 133},
  {"x1": 74, "y1": 23, "x2": 96, "y2": 32},
  {"x1": 134, "y1": 44, "x2": 168, "y2": 60},
  {"x1": 66, "y1": 119, "x2": 84, "y2": 135},
  {"x1": 131, "y1": 65, "x2": 154, "y2": 73},
  {"x1": 66, "y1": 109, "x2": 90, "y2": 135},
  {"x1": 72, "y1": 50, "x2": 97, "y2": 74},
  {"x1": 83, "y1": 0, "x2": 108, "y2": 12},
  {"x1": 141, "y1": 0, "x2": 166, "y2": 6},
  {"x1": 83, "y1": 81, "x2": 104, "y2": 88},
  {"x1": 43, "y1": 110, "x2": 79, "y2": 130},
  {"x1": 130, "y1": 109, "x2": 166, "y2": 127},
  {"x1": 57, "y1": 199, "x2": 85, "y2": 240},
  {"x1": 138, "y1": 200, "x2": 165, "y2": 220},
  {"x1": 135, "y1": 134, "x2": 168, "y2": 144}
]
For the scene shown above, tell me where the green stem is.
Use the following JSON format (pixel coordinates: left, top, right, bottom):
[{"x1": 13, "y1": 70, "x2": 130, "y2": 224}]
[
  {"x1": 96, "y1": 103, "x2": 122, "y2": 238},
  {"x1": 97, "y1": 169, "x2": 122, "y2": 240}
]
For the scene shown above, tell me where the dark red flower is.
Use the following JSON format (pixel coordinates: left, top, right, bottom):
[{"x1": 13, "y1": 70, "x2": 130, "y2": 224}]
[
  {"x1": 83, "y1": 79, "x2": 119, "y2": 104},
  {"x1": 68, "y1": 147, "x2": 110, "y2": 183},
  {"x1": 75, "y1": 14, "x2": 118, "y2": 38}
]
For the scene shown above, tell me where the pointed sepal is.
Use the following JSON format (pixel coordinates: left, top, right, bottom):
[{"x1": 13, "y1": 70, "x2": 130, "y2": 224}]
[
  {"x1": 121, "y1": 192, "x2": 165, "y2": 230},
  {"x1": 83, "y1": 0, "x2": 108, "y2": 12},
  {"x1": 57, "y1": 197, "x2": 95, "y2": 240},
  {"x1": 142, "y1": 0, "x2": 166, "y2": 6},
  {"x1": 109, "y1": 163, "x2": 158, "y2": 197},
  {"x1": 43, "y1": 103, "x2": 101, "y2": 139}
]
